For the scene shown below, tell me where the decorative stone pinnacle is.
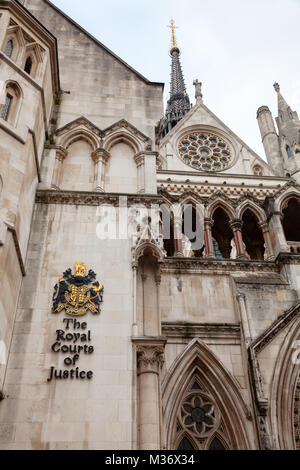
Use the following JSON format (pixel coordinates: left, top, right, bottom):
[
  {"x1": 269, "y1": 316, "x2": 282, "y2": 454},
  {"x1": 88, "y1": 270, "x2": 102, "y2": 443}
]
[
  {"x1": 274, "y1": 82, "x2": 280, "y2": 93},
  {"x1": 193, "y1": 79, "x2": 203, "y2": 102}
]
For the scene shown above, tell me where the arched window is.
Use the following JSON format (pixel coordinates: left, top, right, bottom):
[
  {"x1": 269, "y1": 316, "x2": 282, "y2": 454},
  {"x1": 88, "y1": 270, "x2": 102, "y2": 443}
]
[
  {"x1": 280, "y1": 114, "x2": 284, "y2": 123},
  {"x1": 282, "y1": 198, "x2": 300, "y2": 246},
  {"x1": 209, "y1": 436, "x2": 227, "y2": 450},
  {"x1": 178, "y1": 437, "x2": 195, "y2": 450},
  {"x1": 182, "y1": 204, "x2": 204, "y2": 258},
  {"x1": 174, "y1": 376, "x2": 231, "y2": 450},
  {"x1": 286, "y1": 146, "x2": 293, "y2": 158},
  {"x1": 241, "y1": 210, "x2": 265, "y2": 260},
  {"x1": 24, "y1": 56, "x2": 33, "y2": 75},
  {"x1": 212, "y1": 208, "x2": 233, "y2": 259},
  {"x1": 4, "y1": 40, "x2": 13, "y2": 58},
  {"x1": 161, "y1": 206, "x2": 175, "y2": 257},
  {"x1": 1, "y1": 94, "x2": 13, "y2": 121},
  {"x1": 289, "y1": 112, "x2": 293, "y2": 120},
  {"x1": 0, "y1": 82, "x2": 22, "y2": 126}
]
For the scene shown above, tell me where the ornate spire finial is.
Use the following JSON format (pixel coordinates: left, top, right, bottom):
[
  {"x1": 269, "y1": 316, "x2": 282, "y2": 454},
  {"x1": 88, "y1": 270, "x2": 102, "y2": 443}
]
[
  {"x1": 168, "y1": 18, "x2": 179, "y2": 52},
  {"x1": 274, "y1": 82, "x2": 280, "y2": 92}
]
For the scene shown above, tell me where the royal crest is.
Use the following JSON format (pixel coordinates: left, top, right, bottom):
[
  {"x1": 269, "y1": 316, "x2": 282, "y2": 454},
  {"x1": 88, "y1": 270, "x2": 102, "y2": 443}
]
[{"x1": 52, "y1": 262, "x2": 104, "y2": 316}]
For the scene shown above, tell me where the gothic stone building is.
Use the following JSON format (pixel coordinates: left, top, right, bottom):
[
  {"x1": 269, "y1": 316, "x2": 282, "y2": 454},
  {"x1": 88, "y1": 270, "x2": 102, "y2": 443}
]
[{"x1": 0, "y1": 0, "x2": 300, "y2": 451}]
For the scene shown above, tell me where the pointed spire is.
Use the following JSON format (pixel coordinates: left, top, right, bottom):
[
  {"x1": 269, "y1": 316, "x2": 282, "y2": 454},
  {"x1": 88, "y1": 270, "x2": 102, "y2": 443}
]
[
  {"x1": 273, "y1": 82, "x2": 300, "y2": 158},
  {"x1": 160, "y1": 20, "x2": 191, "y2": 138},
  {"x1": 274, "y1": 82, "x2": 292, "y2": 117}
]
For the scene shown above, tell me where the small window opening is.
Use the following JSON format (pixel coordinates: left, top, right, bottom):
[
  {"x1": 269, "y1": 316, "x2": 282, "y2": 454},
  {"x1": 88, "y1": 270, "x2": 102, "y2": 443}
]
[
  {"x1": 1, "y1": 94, "x2": 13, "y2": 121},
  {"x1": 4, "y1": 40, "x2": 13, "y2": 58},
  {"x1": 24, "y1": 56, "x2": 33, "y2": 75}
]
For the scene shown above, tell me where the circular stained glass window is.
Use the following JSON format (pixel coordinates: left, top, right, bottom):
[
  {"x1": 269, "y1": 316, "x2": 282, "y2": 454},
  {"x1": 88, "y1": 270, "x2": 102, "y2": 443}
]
[{"x1": 178, "y1": 132, "x2": 233, "y2": 172}]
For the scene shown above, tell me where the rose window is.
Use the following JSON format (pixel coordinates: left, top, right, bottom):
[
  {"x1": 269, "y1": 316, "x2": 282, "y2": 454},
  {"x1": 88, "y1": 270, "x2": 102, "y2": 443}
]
[
  {"x1": 181, "y1": 395, "x2": 217, "y2": 437},
  {"x1": 178, "y1": 132, "x2": 233, "y2": 172}
]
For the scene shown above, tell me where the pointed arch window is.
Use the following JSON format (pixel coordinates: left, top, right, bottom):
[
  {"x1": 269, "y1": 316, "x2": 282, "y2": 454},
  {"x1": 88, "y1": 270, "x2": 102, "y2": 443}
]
[
  {"x1": 286, "y1": 145, "x2": 293, "y2": 158},
  {"x1": 4, "y1": 40, "x2": 13, "y2": 58},
  {"x1": 24, "y1": 56, "x2": 33, "y2": 75},
  {"x1": 1, "y1": 94, "x2": 13, "y2": 121},
  {"x1": 174, "y1": 376, "x2": 231, "y2": 450},
  {"x1": 209, "y1": 436, "x2": 227, "y2": 450},
  {"x1": 280, "y1": 114, "x2": 285, "y2": 123},
  {"x1": 178, "y1": 437, "x2": 195, "y2": 450}
]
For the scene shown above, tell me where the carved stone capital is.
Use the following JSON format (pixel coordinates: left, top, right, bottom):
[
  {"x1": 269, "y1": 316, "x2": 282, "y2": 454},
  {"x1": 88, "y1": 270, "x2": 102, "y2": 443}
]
[
  {"x1": 258, "y1": 221, "x2": 269, "y2": 233},
  {"x1": 204, "y1": 217, "x2": 214, "y2": 230},
  {"x1": 136, "y1": 344, "x2": 165, "y2": 375},
  {"x1": 134, "y1": 153, "x2": 145, "y2": 167},
  {"x1": 92, "y1": 148, "x2": 110, "y2": 164},
  {"x1": 55, "y1": 146, "x2": 68, "y2": 161},
  {"x1": 230, "y1": 219, "x2": 243, "y2": 232}
]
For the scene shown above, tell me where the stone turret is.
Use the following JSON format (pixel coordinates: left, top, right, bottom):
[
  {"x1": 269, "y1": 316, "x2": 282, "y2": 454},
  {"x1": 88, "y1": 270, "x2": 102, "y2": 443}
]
[{"x1": 257, "y1": 105, "x2": 282, "y2": 175}]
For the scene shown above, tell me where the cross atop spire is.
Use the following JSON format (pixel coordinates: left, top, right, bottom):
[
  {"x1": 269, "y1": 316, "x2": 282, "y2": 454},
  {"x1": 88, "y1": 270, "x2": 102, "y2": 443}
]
[{"x1": 168, "y1": 19, "x2": 179, "y2": 53}]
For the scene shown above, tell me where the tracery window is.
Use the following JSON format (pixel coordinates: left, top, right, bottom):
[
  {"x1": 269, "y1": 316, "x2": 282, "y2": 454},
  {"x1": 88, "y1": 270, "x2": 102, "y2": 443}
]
[
  {"x1": 178, "y1": 131, "x2": 233, "y2": 172},
  {"x1": 175, "y1": 377, "x2": 230, "y2": 450},
  {"x1": 4, "y1": 40, "x2": 13, "y2": 58}
]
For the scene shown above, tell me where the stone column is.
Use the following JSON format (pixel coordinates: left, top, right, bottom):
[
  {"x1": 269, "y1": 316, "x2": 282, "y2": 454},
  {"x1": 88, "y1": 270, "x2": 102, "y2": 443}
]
[
  {"x1": 264, "y1": 197, "x2": 290, "y2": 256},
  {"x1": 135, "y1": 341, "x2": 165, "y2": 450},
  {"x1": 172, "y1": 204, "x2": 183, "y2": 257},
  {"x1": 174, "y1": 215, "x2": 183, "y2": 257},
  {"x1": 135, "y1": 154, "x2": 145, "y2": 194},
  {"x1": 51, "y1": 147, "x2": 67, "y2": 189},
  {"x1": 204, "y1": 218, "x2": 215, "y2": 258},
  {"x1": 230, "y1": 219, "x2": 247, "y2": 259},
  {"x1": 92, "y1": 148, "x2": 110, "y2": 192},
  {"x1": 259, "y1": 221, "x2": 275, "y2": 261}
]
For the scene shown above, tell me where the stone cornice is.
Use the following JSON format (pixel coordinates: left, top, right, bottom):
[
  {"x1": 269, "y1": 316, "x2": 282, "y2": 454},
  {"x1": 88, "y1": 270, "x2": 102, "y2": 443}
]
[
  {"x1": 158, "y1": 180, "x2": 282, "y2": 200},
  {"x1": 35, "y1": 189, "x2": 163, "y2": 207},
  {"x1": 161, "y1": 257, "x2": 280, "y2": 274},
  {"x1": 162, "y1": 322, "x2": 241, "y2": 339}
]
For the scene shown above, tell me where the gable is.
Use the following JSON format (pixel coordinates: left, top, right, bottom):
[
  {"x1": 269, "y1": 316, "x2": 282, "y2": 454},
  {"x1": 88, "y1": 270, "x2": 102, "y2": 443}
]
[{"x1": 159, "y1": 101, "x2": 275, "y2": 177}]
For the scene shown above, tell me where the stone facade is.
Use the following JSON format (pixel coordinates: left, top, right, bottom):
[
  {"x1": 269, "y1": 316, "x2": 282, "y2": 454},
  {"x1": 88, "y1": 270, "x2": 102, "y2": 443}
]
[{"x1": 0, "y1": 0, "x2": 300, "y2": 450}]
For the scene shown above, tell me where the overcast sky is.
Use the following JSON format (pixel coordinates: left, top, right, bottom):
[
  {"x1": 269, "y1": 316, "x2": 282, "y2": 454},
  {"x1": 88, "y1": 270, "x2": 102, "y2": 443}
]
[{"x1": 51, "y1": 0, "x2": 300, "y2": 159}]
